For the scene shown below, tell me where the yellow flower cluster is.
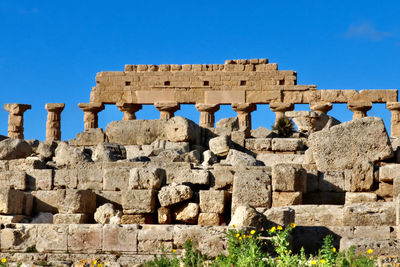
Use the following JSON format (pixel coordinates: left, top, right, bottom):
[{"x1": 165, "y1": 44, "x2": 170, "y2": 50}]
[
  {"x1": 1, "y1": 258, "x2": 6, "y2": 263},
  {"x1": 367, "y1": 248, "x2": 373, "y2": 254}
]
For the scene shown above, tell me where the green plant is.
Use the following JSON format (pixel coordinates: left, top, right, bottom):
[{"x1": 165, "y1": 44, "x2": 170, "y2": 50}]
[
  {"x1": 272, "y1": 117, "x2": 294, "y2": 137},
  {"x1": 26, "y1": 245, "x2": 38, "y2": 253},
  {"x1": 0, "y1": 258, "x2": 7, "y2": 267}
]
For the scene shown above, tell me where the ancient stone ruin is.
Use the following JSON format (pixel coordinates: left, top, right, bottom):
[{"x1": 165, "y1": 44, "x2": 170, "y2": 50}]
[{"x1": 1, "y1": 59, "x2": 400, "y2": 265}]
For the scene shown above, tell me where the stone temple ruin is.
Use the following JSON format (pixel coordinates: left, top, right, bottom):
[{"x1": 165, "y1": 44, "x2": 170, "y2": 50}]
[{"x1": 1, "y1": 58, "x2": 400, "y2": 265}]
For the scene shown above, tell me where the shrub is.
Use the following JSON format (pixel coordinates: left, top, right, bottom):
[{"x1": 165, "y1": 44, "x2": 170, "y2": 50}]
[{"x1": 272, "y1": 117, "x2": 294, "y2": 138}]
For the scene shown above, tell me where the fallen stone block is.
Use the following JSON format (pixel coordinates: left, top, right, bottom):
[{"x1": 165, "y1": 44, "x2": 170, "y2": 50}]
[
  {"x1": 271, "y1": 138, "x2": 304, "y2": 152},
  {"x1": 199, "y1": 190, "x2": 228, "y2": 214},
  {"x1": 376, "y1": 182, "x2": 393, "y2": 198},
  {"x1": 8, "y1": 157, "x2": 45, "y2": 171},
  {"x1": 173, "y1": 202, "x2": 199, "y2": 224},
  {"x1": 318, "y1": 171, "x2": 345, "y2": 192},
  {"x1": 0, "y1": 138, "x2": 32, "y2": 160},
  {"x1": 225, "y1": 149, "x2": 257, "y2": 166},
  {"x1": 0, "y1": 189, "x2": 25, "y2": 215},
  {"x1": 215, "y1": 117, "x2": 239, "y2": 135},
  {"x1": 158, "y1": 206, "x2": 172, "y2": 224},
  {"x1": 32, "y1": 190, "x2": 61, "y2": 214},
  {"x1": 251, "y1": 127, "x2": 274, "y2": 138},
  {"x1": 379, "y1": 164, "x2": 400, "y2": 182},
  {"x1": 272, "y1": 192, "x2": 302, "y2": 207},
  {"x1": 94, "y1": 203, "x2": 122, "y2": 224},
  {"x1": 229, "y1": 205, "x2": 266, "y2": 229},
  {"x1": 198, "y1": 213, "x2": 223, "y2": 226},
  {"x1": 256, "y1": 153, "x2": 304, "y2": 167},
  {"x1": 272, "y1": 164, "x2": 306, "y2": 192},
  {"x1": 345, "y1": 192, "x2": 377, "y2": 204},
  {"x1": 69, "y1": 128, "x2": 106, "y2": 146},
  {"x1": 245, "y1": 138, "x2": 272, "y2": 153},
  {"x1": 57, "y1": 189, "x2": 96, "y2": 214},
  {"x1": 53, "y1": 213, "x2": 90, "y2": 224},
  {"x1": 210, "y1": 165, "x2": 234, "y2": 190},
  {"x1": 0, "y1": 170, "x2": 26, "y2": 190},
  {"x1": 103, "y1": 167, "x2": 130, "y2": 191},
  {"x1": 53, "y1": 169, "x2": 78, "y2": 189},
  {"x1": 263, "y1": 207, "x2": 295, "y2": 227},
  {"x1": 26, "y1": 169, "x2": 53, "y2": 190},
  {"x1": 158, "y1": 183, "x2": 193, "y2": 207},
  {"x1": 344, "y1": 161, "x2": 374, "y2": 192},
  {"x1": 164, "y1": 116, "x2": 200, "y2": 143},
  {"x1": 92, "y1": 142, "x2": 126, "y2": 162},
  {"x1": 122, "y1": 189, "x2": 157, "y2": 214},
  {"x1": 53, "y1": 142, "x2": 91, "y2": 166},
  {"x1": 209, "y1": 135, "x2": 231, "y2": 157},
  {"x1": 343, "y1": 202, "x2": 395, "y2": 226}
]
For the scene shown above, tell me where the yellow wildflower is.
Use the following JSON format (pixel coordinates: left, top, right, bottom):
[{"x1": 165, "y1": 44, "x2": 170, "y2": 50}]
[
  {"x1": 277, "y1": 225, "x2": 283, "y2": 230},
  {"x1": 97, "y1": 264, "x2": 103, "y2": 267},
  {"x1": 332, "y1": 247, "x2": 336, "y2": 252},
  {"x1": 243, "y1": 234, "x2": 246, "y2": 238},
  {"x1": 93, "y1": 260, "x2": 98, "y2": 264},
  {"x1": 1, "y1": 258, "x2": 6, "y2": 263},
  {"x1": 188, "y1": 238, "x2": 192, "y2": 242},
  {"x1": 320, "y1": 259, "x2": 326, "y2": 264},
  {"x1": 290, "y1": 223, "x2": 296, "y2": 228},
  {"x1": 250, "y1": 230, "x2": 256, "y2": 235},
  {"x1": 311, "y1": 260, "x2": 317, "y2": 265},
  {"x1": 235, "y1": 233, "x2": 240, "y2": 238},
  {"x1": 239, "y1": 237, "x2": 242, "y2": 240},
  {"x1": 215, "y1": 256, "x2": 218, "y2": 260},
  {"x1": 232, "y1": 225, "x2": 236, "y2": 228},
  {"x1": 172, "y1": 249, "x2": 176, "y2": 253},
  {"x1": 367, "y1": 249, "x2": 373, "y2": 254},
  {"x1": 248, "y1": 235, "x2": 252, "y2": 238},
  {"x1": 270, "y1": 227, "x2": 276, "y2": 233}
]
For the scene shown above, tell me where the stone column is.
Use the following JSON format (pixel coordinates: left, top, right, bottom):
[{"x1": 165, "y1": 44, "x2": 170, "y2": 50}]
[
  {"x1": 4, "y1": 103, "x2": 31, "y2": 139},
  {"x1": 154, "y1": 102, "x2": 180, "y2": 120},
  {"x1": 387, "y1": 102, "x2": 400, "y2": 138},
  {"x1": 78, "y1": 103, "x2": 105, "y2": 131},
  {"x1": 45, "y1": 103, "x2": 65, "y2": 141},
  {"x1": 195, "y1": 104, "x2": 220, "y2": 128},
  {"x1": 347, "y1": 102, "x2": 372, "y2": 120},
  {"x1": 269, "y1": 102, "x2": 294, "y2": 126},
  {"x1": 310, "y1": 102, "x2": 333, "y2": 114},
  {"x1": 231, "y1": 103, "x2": 257, "y2": 137},
  {"x1": 116, "y1": 103, "x2": 142, "y2": 121}
]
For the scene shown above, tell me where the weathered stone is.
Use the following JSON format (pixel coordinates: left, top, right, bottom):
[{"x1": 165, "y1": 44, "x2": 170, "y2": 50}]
[
  {"x1": 122, "y1": 189, "x2": 157, "y2": 214},
  {"x1": 256, "y1": 153, "x2": 304, "y2": 167},
  {"x1": 94, "y1": 203, "x2": 122, "y2": 224},
  {"x1": 271, "y1": 138, "x2": 303, "y2": 152},
  {"x1": 129, "y1": 167, "x2": 166, "y2": 190},
  {"x1": 345, "y1": 192, "x2": 377, "y2": 204},
  {"x1": 173, "y1": 202, "x2": 199, "y2": 223},
  {"x1": 57, "y1": 189, "x2": 97, "y2": 214},
  {"x1": 229, "y1": 205, "x2": 266, "y2": 229},
  {"x1": 103, "y1": 167, "x2": 130, "y2": 191},
  {"x1": 0, "y1": 138, "x2": 32, "y2": 160},
  {"x1": 23, "y1": 192, "x2": 33, "y2": 216},
  {"x1": 198, "y1": 213, "x2": 223, "y2": 226},
  {"x1": 0, "y1": 170, "x2": 26, "y2": 190},
  {"x1": 8, "y1": 157, "x2": 45, "y2": 171},
  {"x1": 199, "y1": 190, "x2": 228, "y2": 214},
  {"x1": 202, "y1": 150, "x2": 218, "y2": 166},
  {"x1": 344, "y1": 161, "x2": 374, "y2": 192},
  {"x1": 272, "y1": 192, "x2": 302, "y2": 207},
  {"x1": 376, "y1": 182, "x2": 393, "y2": 198},
  {"x1": 158, "y1": 206, "x2": 172, "y2": 224},
  {"x1": 251, "y1": 127, "x2": 274, "y2": 138},
  {"x1": 232, "y1": 169, "x2": 271, "y2": 213},
  {"x1": 245, "y1": 138, "x2": 272, "y2": 152},
  {"x1": 215, "y1": 117, "x2": 239, "y2": 135},
  {"x1": 92, "y1": 142, "x2": 126, "y2": 162},
  {"x1": 308, "y1": 117, "x2": 393, "y2": 171},
  {"x1": 54, "y1": 169, "x2": 78, "y2": 189},
  {"x1": 36, "y1": 141, "x2": 56, "y2": 159},
  {"x1": 210, "y1": 165, "x2": 235, "y2": 190},
  {"x1": 164, "y1": 116, "x2": 200, "y2": 143},
  {"x1": 31, "y1": 212, "x2": 53, "y2": 223},
  {"x1": 166, "y1": 168, "x2": 209, "y2": 185},
  {"x1": 318, "y1": 171, "x2": 345, "y2": 192},
  {"x1": 151, "y1": 139, "x2": 190, "y2": 153},
  {"x1": 290, "y1": 205, "x2": 344, "y2": 226},
  {"x1": 209, "y1": 135, "x2": 231, "y2": 157},
  {"x1": 158, "y1": 183, "x2": 193, "y2": 207},
  {"x1": 343, "y1": 202, "x2": 395, "y2": 226},
  {"x1": 379, "y1": 164, "x2": 400, "y2": 182},
  {"x1": 53, "y1": 142, "x2": 90, "y2": 166},
  {"x1": 26, "y1": 169, "x2": 53, "y2": 190},
  {"x1": 103, "y1": 224, "x2": 138, "y2": 252},
  {"x1": 77, "y1": 167, "x2": 103, "y2": 190},
  {"x1": 272, "y1": 164, "x2": 306, "y2": 192},
  {"x1": 36, "y1": 224, "x2": 68, "y2": 252},
  {"x1": 0, "y1": 215, "x2": 29, "y2": 223},
  {"x1": 121, "y1": 214, "x2": 155, "y2": 224},
  {"x1": 68, "y1": 224, "x2": 102, "y2": 252},
  {"x1": 225, "y1": 149, "x2": 257, "y2": 166},
  {"x1": 340, "y1": 237, "x2": 398, "y2": 256},
  {"x1": 69, "y1": 128, "x2": 106, "y2": 146},
  {"x1": 53, "y1": 213, "x2": 90, "y2": 224},
  {"x1": 138, "y1": 225, "x2": 173, "y2": 253},
  {"x1": 1, "y1": 224, "x2": 38, "y2": 251},
  {"x1": 32, "y1": 190, "x2": 62, "y2": 213},
  {"x1": 263, "y1": 207, "x2": 295, "y2": 226},
  {"x1": 302, "y1": 192, "x2": 345, "y2": 205},
  {"x1": 0, "y1": 189, "x2": 25, "y2": 215}
]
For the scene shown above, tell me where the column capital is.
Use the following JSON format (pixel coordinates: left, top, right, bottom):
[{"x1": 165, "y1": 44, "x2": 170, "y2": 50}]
[
  {"x1": 387, "y1": 102, "x2": 400, "y2": 111},
  {"x1": 269, "y1": 102, "x2": 294, "y2": 112},
  {"x1": 116, "y1": 103, "x2": 142, "y2": 121},
  {"x1": 347, "y1": 101, "x2": 372, "y2": 112},
  {"x1": 78, "y1": 102, "x2": 105, "y2": 113},
  {"x1": 154, "y1": 102, "x2": 180, "y2": 112},
  {"x1": 231, "y1": 103, "x2": 257, "y2": 113},
  {"x1": 310, "y1": 102, "x2": 333, "y2": 113},
  {"x1": 195, "y1": 104, "x2": 220, "y2": 113},
  {"x1": 45, "y1": 103, "x2": 65, "y2": 112},
  {"x1": 4, "y1": 103, "x2": 31, "y2": 115}
]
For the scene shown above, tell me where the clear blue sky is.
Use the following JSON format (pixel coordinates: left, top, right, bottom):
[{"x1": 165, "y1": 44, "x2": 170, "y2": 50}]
[{"x1": 1, "y1": 0, "x2": 399, "y2": 141}]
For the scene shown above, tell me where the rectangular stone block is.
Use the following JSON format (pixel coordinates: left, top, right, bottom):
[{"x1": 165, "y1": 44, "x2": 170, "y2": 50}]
[
  {"x1": 245, "y1": 138, "x2": 272, "y2": 152},
  {"x1": 36, "y1": 224, "x2": 68, "y2": 252},
  {"x1": 272, "y1": 138, "x2": 304, "y2": 152},
  {"x1": 263, "y1": 207, "x2": 295, "y2": 226},
  {"x1": 199, "y1": 190, "x2": 228, "y2": 214},
  {"x1": 8, "y1": 158, "x2": 45, "y2": 171},
  {"x1": 0, "y1": 170, "x2": 26, "y2": 190},
  {"x1": 210, "y1": 166, "x2": 234, "y2": 190},
  {"x1": 376, "y1": 182, "x2": 393, "y2": 198},
  {"x1": 77, "y1": 168, "x2": 103, "y2": 190},
  {"x1": 290, "y1": 205, "x2": 344, "y2": 226},
  {"x1": 303, "y1": 165, "x2": 318, "y2": 193},
  {"x1": 53, "y1": 213, "x2": 90, "y2": 224},
  {"x1": 272, "y1": 191, "x2": 302, "y2": 207},
  {"x1": 26, "y1": 169, "x2": 53, "y2": 190},
  {"x1": 0, "y1": 189, "x2": 25, "y2": 214},
  {"x1": 129, "y1": 167, "x2": 166, "y2": 190},
  {"x1": 54, "y1": 169, "x2": 78, "y2": 189},
  {"x1": 32, "y1": 190, "x2": 63, "y2": 214},
  {"x1": 344, "y1": 162, "x2": 374, "y2": 192},
  {"x1": 68, "y1": 224, "x2": 103, "y2": 253},
  {"x1": 343, "y1": 202, "x2": 395, "y2": 226},
  {"x1": 121, "y1": 214, "x2": 155, "y2": 224},
  {"x1": 122, "y1": 190, "x2": 157, "y2": 214},
  {"x1": 232, "y1": 169, "x2": 271, "y2": 213},
  {"x1": 166, "y1": 169, "x2": 209, "y2": 185},
  {"x1": 103, "y1": 167, "x2": 130, "y2": 191},
  {"x1": 345, "y1": 192, "x2": 377, "y2": 204},
  {"x1": 256, "y1": 153, "x2": 304, "y2": 167},
  {"x1": 95, "y1": 190, "x2": 122, "y2": 207},
  {"x1": 57, "y1": 189, "x2": 96, "y2": 214},
  {"x1": 318, "y1": 171, "x2": 345, "y2": 192},
  {"x1": 138, "y1": 225, "x2": 173, "y2": 240},
  {"x1": 1, "y1": 224, "x2": 38, "y2": 252},
  {"x1": 0, "y1": 215, "x2": 29, "y2": 223},
  {"x1": 103, "y1": 224, "x2": 138, "y2": 252},
  {"x1": 198, "y1": 213, "x2": 223, "y2": 226},
  {"x1": 272, "y1": 164, "x2": 307, "y2": 192},
  {"x1": 379, "y1": 164, "x2": 400, "y2": 182}
]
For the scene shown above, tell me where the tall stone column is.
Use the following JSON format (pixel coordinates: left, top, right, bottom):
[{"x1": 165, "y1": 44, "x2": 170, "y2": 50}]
[
  {"x1": 195, "y1": 104, "x2": 220, "y2": 128},
  {"x1": 154, "y1": 102, "x2": 180, "y2": 120},
  {"x1": 4, "y1": 103, "x2": 31, "y2": 139},
  {"x1": 347, "y1": 102, "x2": 372, "y2": 120},
  {"x1": 269, "y1": 102, "x2": 294, "y2": 126},
  {"x1": 310, "y1": 102, "x2": 333, "y2": 114},
  {"x1": 78, "y1": 103, "x2": 105, "y2": 131},
  {"x1": 231, "y1": 103, "x2": 257, "y2": 137},
  {"x1": 116, "y1": 103, "x2": 142, "y2": 121},
  {"x1": 45, "y1": 103, "x2": 65, "y2": 141},
  {"x1": 387, "y1": 102, "x2": 400, "y2": 138}
]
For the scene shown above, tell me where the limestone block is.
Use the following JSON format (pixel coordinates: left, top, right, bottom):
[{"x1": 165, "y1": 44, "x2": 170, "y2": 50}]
[
  {"x1": 302, "y1": 165, "x2": 318, "y2": 193},
  {"x1": 103, "y1": 224, "x2": 138, "y2": 252},
  {"x1": 94, "y1": 203, "x2": 122, "y2": 224},
  {"x1": 151, "y1": 139, "x2": 190, "y2": 153},
  {"x1": 302, "y1": 192, "x2": 345, "y2": 205},
  {"x1": 319, "y1": 89, "x2": 357, "y2": 103},
  {"x1": 379, "y1": 164, "x2": 400, "y2": 182},
  {"x1": 1, "y1": 224, "x2": 38, "y2": 252},
  {"x1": 77, "y1": 167, "x2": 103, "y2": 190},
  {"x1": 122, "y1": 189, "x2": 157, "y2": 213},
  {"x1": 376, "y1": 182, "x2": 393, "y2": 198},
  {"x1": 0, "y1": 138, "x2": 32, "y2": 160},
  {"x1": 272, "y1": 192, "x2": 302, "y2": 207},
  {"x1": 68, "y1": 224, "x2": 103, "y2": 253},
  {"x1": 31, "y1": 212, "x2": 53, "y2": 223},
  {"x1": 0, "y1": 189, "x2": 24, "y2": 215},
  {"x1": 8, "y1": 157, "x2": 45, "y2": 171},
  {"x1": 225, "y1": 149, "x2": 257, "y2": 166},
  {"x1": 57, "y1": 189, "x2": 97, "y2": 214},
  {"x1": 263, "y1": 207, "x2": 295, "y2": 226},
  {"x1": 202, "y1": 150, "x2": 218, "y2": 166},
  {"x1": 344, "y1": 161, "x2": 374, "y2": 192},
  {"x1": 231, "y1": 130, "x2": 245, "y2": 147},
  {"x1": 198, "y1": 213, "x2": 223, "y2": 226},
  {"x1": 69, "y1": 128, "x2": 106, "y2": 146},
  {"x1": 245, "y1": 138, "x2": 272, "y2": 152},
  {"x1": 232, "y1": 169, "x2": 271, "y2": 213},
  {"x1": 32, "y1": 190, "x2": 62, "y2": 213},
  {"x1": 308, "y1": 117, "x2": 393, "y2": 171},
  {"x1": 129, "y1": 167, "x2": 166, "y2": 190},
  {"x1": 340, "y1": 237, "x2": 398, "y2": 256},
  {"x1": 121, "y1": 214, "x2": 155, "y2": 224},
  {"x1": 318, "y1": 171, "x2": 345, "y2": 192},
  {"x1": 290, "y1": 205, "x2": 344, "y2": 226},
  {"x1": 53, "y1": 213, "x2": 90, "y2": 224},
  {"x1": 209, "y1": 135, "x2": 231, "y2": 157},
  {"x1": 343, "y1": 202, "x2": 395, "y2": 226},
  {"x1": 272, "y1": 164, "x2": 307, "y2": 192},
  {"x1": 53, "y1": 142, "x2": 90, "y2": 166},
  {"x1": 256, "y1": 153, "x2": 304, "y2": 167},
  {"x1": 166, "y1": 168, "x2": 209, "y2": 185},
  {"x1": 345, "y1": 192, "x2": 377, "y2": 204},
  {"x1": 54, "y1": 169, "x2": 78, "y2": 189},
  {"x1": 103, "y1": 167, "x2": 130, "y2": 191},
  {"x1": 210, "y1": 166, "x2": 234, "y2": 190},
  {"x1": 23, "y1": 192, "x2": 33, "y2": 216},
  {"x1": 0, "y1": 215, "x2": 29, "y2": 223},
  {"x1": 164, "y1": 116, "x2": 200, "y2": 143},
  {"x1": 173, "y1": 203, "x2": 199, "y2": 223},
  {"x1": 229, "y1": 205, "x2": 266, "y2": 228},
  {"x1": 95, "y1": 190, "x2": 122, "y2": 207},
  {"x1": 199, "y1": 190, "x2": 228, "y2": 214},
  {"x1": 271, "y1": 138, "x2": 304, "y2": 152},
  {"x1": 158, "y1": 206, "x2": 172, "y2": 224},
  {"x1": 0, "y1": 170, "x2": 26, "y2": 190},
  {"x1": 26, "y1": 169, "x2": 53, "y2": 190},
  {"x1": 216, "y1": 117, "x2": 239, "y2": 134},
  {"x1": 92, "y1": 142, "x2": 126, "y2": 162},
  {"x1": 138, "y1": 225, "x2": 173, "y2": 252},
  {"x1": 36, "y1": 224, "x2": 68, "y2": 252},
  {"x1": 251, "y1": 127, "x2": 274, "y2": 138}
]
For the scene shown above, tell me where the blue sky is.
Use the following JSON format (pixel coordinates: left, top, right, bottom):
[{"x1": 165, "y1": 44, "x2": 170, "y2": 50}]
[{"x1": 1, "y1": 0, "x2": 399, "y2": 141}]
